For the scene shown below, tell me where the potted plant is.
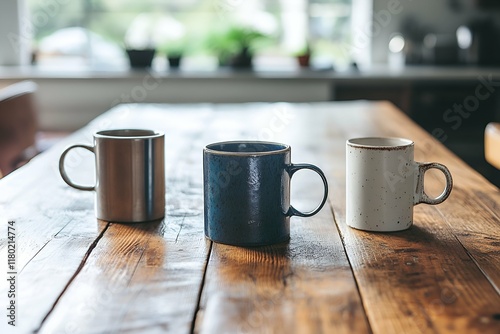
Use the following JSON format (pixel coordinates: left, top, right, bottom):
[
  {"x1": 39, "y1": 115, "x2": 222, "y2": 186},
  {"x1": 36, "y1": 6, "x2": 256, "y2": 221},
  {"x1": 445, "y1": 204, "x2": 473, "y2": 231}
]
[
  {"x1": 159, "y1": 39, "x2": 187, "y2": 70},
  {"x1": 206, "y1": 25, "x2": 269, "y2": 69},
  {"x1": 124, "y1": 14, "x2": 185, "y2": 69},
  {"x1": 124, "y1": 30, "x2": 156, "y2": 68},
  {"x1": 166, "y1": 52, "x2": 182, "y2": 69},
  {"x1": 295, "y1": 44, "x2": 312, "y2": 68},
  {"x1": 124, "y1": 19, "x2": 156, "y2": 68}
]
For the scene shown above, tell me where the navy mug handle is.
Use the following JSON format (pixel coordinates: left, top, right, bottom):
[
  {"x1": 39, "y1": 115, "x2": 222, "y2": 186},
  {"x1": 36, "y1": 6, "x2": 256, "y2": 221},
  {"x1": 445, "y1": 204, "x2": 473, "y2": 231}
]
[{"x1": 286, "y1": 163, "x2": 329, "y2": 217}]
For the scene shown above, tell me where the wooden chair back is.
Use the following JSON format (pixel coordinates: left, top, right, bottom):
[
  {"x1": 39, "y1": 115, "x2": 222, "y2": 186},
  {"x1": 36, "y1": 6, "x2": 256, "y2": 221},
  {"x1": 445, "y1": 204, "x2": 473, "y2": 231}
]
[{"x1": 0, "y1": 81, "x2": 38, "y2": 177}]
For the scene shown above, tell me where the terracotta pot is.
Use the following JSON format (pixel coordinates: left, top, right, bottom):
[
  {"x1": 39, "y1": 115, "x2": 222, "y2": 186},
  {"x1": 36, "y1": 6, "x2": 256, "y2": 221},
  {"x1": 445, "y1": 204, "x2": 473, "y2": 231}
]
[{"x1": 297, "y1": 54, "x2": 310, "y2": 68}]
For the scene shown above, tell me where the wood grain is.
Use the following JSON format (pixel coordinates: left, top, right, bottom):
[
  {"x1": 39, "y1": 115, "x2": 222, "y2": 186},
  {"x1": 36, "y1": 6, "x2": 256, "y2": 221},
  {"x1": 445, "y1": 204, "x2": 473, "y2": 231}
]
[
  {"x1": 39, "y1": 218, "x2": 209, "y2": 333},
  {"x1": 37, "y1": 106, "x2": 212, "y2": 333},
  {"x1": 318, "y1": 102, "x2": 500, "y2": 333},
  {"x1": 0, "y1": 102, "x2": 498, "y2": 334},
  {"x1": 371, "y1": 102, "x2": 500, "y2": 292},
  {"x1": 190, "y1": 104, "x2": 370, "y2": 333},
  {"x1": 0, "y1": 129, "x2": 109, "y2": 333},
  {"x1": 196, "y1": 203, "x2": 369, "y2": 334}
]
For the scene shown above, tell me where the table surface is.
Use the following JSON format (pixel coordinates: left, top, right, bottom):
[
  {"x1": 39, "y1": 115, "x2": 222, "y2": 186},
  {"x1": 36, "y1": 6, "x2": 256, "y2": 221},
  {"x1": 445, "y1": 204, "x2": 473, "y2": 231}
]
[{"x1": 1, "y1": 101, "x2": 499, "y2": 334}]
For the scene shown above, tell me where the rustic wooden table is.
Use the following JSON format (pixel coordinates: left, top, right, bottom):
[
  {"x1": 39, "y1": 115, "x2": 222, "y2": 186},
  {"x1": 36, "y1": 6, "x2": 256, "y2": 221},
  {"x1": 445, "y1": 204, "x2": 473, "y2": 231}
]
[{"x1": 1, "y1": 101, "x2": 499, "y2": 334}]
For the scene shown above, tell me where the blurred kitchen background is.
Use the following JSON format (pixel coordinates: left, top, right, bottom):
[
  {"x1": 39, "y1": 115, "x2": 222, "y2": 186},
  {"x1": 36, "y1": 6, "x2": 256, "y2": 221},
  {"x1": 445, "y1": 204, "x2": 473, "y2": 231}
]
[{"x1": 1, "y1": 0, "x2": 500, "y2": 185}]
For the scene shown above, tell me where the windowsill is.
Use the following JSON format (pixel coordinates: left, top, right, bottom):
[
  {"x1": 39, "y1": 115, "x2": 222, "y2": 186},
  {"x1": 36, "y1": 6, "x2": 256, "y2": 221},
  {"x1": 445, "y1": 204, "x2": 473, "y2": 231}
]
[
  {"x1": 0, "y1": 63, "x2": 337, "y2": 80},
  {"x1": 1, "y1": 63, "x2": 500, "y2": 81}
]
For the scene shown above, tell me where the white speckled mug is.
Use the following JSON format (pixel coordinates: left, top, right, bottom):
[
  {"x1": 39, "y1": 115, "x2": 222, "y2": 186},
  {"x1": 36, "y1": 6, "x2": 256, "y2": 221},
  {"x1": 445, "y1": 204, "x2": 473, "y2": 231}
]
[{"x1": 346, "y1": 137, "x2": 453, "y2": 232}]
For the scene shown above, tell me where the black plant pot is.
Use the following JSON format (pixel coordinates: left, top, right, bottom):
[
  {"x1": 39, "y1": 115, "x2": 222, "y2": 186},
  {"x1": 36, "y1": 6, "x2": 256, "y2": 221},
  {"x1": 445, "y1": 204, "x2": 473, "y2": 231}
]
[
  {"x1": 167, "y1": 55, "x2": 182, "y2": 69},
  {"x1": 126, "y1": 49, "x2": 156, "y2": 68},
  {"x1": 229, "y1": 47, "x2": 253, "y2": 69}
]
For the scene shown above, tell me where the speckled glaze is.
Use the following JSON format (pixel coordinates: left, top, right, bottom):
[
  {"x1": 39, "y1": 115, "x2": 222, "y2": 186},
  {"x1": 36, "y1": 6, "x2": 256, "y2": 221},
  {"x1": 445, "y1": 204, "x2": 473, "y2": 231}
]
[
  {"x1": 346, "y1": 137, "x2": 453, "y2": 232},
  {"x1": 204, "y1": 141, "x2": 328, "y2": 246}
]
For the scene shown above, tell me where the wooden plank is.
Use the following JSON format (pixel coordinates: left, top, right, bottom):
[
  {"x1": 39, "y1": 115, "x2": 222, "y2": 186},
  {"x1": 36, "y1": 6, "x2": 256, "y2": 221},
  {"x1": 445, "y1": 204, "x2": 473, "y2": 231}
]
[
  {"x1": 0, "y1": 105, "x2": 212, "y2": 333},
  {"x1": 0, "y1": 128, "x2": 94, "y2": 258},
  {"x1": 194, "y1": 104, "x2": 370, "y2": 333},
  {"x1": 196, "y1": 202, "x2": 370, "y2": 334},
  {"x1": 36, "y1": 105, "x2": 212, "y2": 333},
  {"x1": 0, "y1": 129, "x2": 109, "y2": 333},
  {"x1": 39, "y1": 218, "x2": 209, "y2": 333},
  {"x1": 335, "y1": 199, "x2": 500, "y2": 334},
  {"x1": 369, "y1": 102, "x2": 500, "y2": 291},
  {"x1": 317, "y1": 102, "x2": 500, "y2": 333}
]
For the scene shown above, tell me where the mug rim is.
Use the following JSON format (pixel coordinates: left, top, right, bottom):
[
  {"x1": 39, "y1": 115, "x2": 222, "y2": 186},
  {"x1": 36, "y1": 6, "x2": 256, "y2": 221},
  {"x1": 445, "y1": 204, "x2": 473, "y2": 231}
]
[
  {"x1": 94, "y1": 129, "x2": 164, "y2": 139},
  {"x1": 347, "y1": 137, "x2": 414, "y2": 150},
  {"x1": 204, "y1": 140, "x2": 290, "y2": 156}
]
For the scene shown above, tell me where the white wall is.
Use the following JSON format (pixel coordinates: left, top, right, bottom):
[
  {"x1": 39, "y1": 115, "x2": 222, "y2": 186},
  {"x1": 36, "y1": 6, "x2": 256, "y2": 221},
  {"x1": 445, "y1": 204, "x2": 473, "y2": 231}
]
[
  {"x1": 0, "y1": 0, "x2": 30, "y2": 65},
  {"x1": 0, "y1": 77, "x2": 332, "y2": 131}
]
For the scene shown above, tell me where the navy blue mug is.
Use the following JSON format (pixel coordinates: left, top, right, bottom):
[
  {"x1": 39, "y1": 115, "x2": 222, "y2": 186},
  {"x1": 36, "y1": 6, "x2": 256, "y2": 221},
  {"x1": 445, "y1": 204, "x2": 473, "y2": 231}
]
[{"x1": 203, "y1": 141, "x2": 329, "y2": 246}]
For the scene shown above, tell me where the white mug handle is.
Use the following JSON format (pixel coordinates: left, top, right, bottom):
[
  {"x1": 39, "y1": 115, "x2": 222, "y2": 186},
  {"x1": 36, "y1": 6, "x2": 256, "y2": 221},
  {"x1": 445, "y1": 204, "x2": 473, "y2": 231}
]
[{"x1": 414, "y1": 162, "x2": 453, "y2": 205}]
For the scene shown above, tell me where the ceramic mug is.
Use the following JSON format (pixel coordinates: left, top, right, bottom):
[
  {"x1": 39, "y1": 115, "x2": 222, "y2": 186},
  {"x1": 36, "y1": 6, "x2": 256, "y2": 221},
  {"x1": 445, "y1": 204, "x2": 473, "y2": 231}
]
[
  {"x1": 346, "y1": 137, "x2": 453, "y2": 232},
  {"x1": 203, "y1": 141, "x2": 329, "y2": 246},
  {"x1": 59, "y1": 129, "x2": 165, "y2": 223}
]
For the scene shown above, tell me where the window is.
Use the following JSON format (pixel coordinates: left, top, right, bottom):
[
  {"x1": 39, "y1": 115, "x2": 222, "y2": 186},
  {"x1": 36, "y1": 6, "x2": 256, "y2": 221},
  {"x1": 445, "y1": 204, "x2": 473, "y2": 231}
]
[{"x1": 28, "y1": 0, "x2": 353, "y2": 70}]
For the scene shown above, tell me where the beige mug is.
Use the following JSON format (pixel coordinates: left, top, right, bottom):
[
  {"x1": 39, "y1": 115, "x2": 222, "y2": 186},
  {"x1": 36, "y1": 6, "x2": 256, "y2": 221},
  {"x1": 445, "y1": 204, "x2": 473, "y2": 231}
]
[
  {"x1": 59, "y1": 129, "x2": 165, "y2": 222},
  {"x1": 346, "y1": 137, "x2": 453, "y2": 232}
]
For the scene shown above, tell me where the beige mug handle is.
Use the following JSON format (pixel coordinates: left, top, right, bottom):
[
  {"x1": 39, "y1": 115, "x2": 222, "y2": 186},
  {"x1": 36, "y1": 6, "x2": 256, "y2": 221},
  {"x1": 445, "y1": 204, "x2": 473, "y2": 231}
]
[{"x1": 414, "y1": 162, "x2": 453, "y2": 205}]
